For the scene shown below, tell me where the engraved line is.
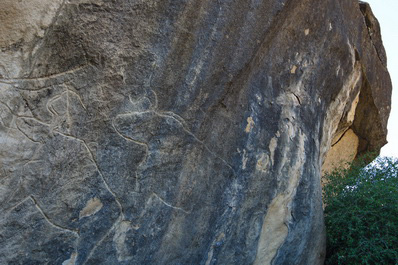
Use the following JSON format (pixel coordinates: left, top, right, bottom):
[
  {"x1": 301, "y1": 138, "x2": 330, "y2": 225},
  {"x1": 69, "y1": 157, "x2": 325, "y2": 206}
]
[
  {"x1": 152, "y1": 193, "x2": 190, "y2": 214},
  {"x1": 53, "y1": 130, "x2": 125, "y2": 218},
  {"x1": 15, "y1": 121, "x2": 42, "y2": 143},
  {"x1": 4, "y1": 196, "x2": 31, "y2": 212},
  {"x1": 0, "y1": 64, "x2": 89, "y2": 83},
  {"x1": 30, "y1": 196, "x2": 79, "y2": 236},
  {"x1": 154, "y1": 111, "x2": 236, "y2": 174},
  {"x1": 83, "y1": 216, "x2": 122, "y2": 265}
]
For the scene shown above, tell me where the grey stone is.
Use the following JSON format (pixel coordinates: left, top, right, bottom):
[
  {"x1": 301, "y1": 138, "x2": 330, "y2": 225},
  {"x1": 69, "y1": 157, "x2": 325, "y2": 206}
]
[{"x1": 0, "y1": 0, "x2": 391, "y2": 264}]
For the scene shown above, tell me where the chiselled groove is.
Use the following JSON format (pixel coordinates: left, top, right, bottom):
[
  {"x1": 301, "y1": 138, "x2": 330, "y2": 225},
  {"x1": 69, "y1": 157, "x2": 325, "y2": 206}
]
[
  {"x1": 55, "y1": 131, "x2": 124, "y2": 212},
  {"x1": 158, "y1": 111, "x2": 189, "y2": 129},
  {"x1": 46, "y1": 94, "x2": 63, "y2": 116},
  {"x1": 0, "y1": 101, "x2": 51, "y2": 126},
  {"x1": 148, "y1": 87, "x2": 159, "y2": 109},
  {"x1": 42, "y1": 86, "x2": 87, "y2": 119},
  {"x1": 53, "y1": 130, "x2": 124, "y2": 216},
  {"x1": 0, "y1": 64, "x2": 90, "y2": 85},
  {"x1": 152, "y1": 193, "x2": 190, "y2": 214},
  {"x1": 30, "y1": 196, "x2": 79, "y2": 236},
  {"x1": 2, "y1": 175, "x2": 23, "y2": 207},
  {"x1": 2, "y1": 83, "x2": 55, "y2": 93},
  {"x1": 66, "y1": 87, "x2": 87, "y2": 110},
  {"x1": 83, "y1": 216, "x2": 123, "y2": 265},
  {"x1": 81, "y1": 142, "x2": 125, "y2": 215},
  {"x1": 111, "y1": 118, "x2": 149, "y2": 167},
  {"x1": 4, "y1": 196, "x2": 31, "y2": 212},
  {"x1": 0, "y1": 115, "x2": 12, "y2": 130},
  {"x1": 155, "y1": 111, "x2": 236, "y2": 173},
  {"x1": 65, "y1": 90, "x2": 71, "y2": 132},
  {"x1": 19, "y1": 116, "x2": 52, "y2": 127},
  {"x1": 0, "y1": 0, "x2": 390, "y2": 263},
  {"x1": 111, "y1": 115, "x2": 149, "y2": 192},
  {"x1": 15, "y1": 121, "x2": 42, "y2": 143},
  {"x1": 0, "y1": 80, "x2": 12, "y2": 85},
  {"x1": 0, "y1": 100, "x2": 20, "y2": 117},
  {"x1": 114, "y1": 111, "x2": 151, "y2": 117},
  {"x1": 113, "y1": 105, "x2": 236, "y2": 174},
  {"x1": 53, "y1": 130, "x2": 127, "y2": 264}
]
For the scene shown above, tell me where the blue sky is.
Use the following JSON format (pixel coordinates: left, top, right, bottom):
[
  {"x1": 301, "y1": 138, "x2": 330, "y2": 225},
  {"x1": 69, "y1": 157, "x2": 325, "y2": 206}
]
[{"x1": 365, "y1": 0, "x2": 398, "y2": 158}]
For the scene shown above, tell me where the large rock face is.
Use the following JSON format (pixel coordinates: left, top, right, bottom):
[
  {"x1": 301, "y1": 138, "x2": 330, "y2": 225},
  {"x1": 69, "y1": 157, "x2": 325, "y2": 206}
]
[{"x1": 0, "y1": 0, "x2": 391, "y2": 264}]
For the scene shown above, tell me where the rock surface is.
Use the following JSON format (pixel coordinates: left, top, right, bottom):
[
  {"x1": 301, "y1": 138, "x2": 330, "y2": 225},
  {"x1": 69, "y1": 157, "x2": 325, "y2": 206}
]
[{"x1": 0, "y1": 0, "x2": 391, "y2": 264}]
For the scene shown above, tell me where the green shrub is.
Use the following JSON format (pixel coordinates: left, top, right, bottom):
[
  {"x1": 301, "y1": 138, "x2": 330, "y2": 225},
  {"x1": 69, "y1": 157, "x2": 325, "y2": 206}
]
[{"x1": 323, "y1": 155, "x2": 398, "y2": 265}]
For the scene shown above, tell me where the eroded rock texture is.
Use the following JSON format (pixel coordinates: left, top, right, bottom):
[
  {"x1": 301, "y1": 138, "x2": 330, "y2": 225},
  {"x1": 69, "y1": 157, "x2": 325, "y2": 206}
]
[{"x1": 0, "y1": 0, "x2": 391, "y2": 264}]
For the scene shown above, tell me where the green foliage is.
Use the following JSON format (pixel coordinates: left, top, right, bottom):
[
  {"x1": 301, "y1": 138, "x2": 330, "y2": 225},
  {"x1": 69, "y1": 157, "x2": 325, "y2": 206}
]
[{"x1": 323, "y1": 155, "x2": 398, "y2": 265}]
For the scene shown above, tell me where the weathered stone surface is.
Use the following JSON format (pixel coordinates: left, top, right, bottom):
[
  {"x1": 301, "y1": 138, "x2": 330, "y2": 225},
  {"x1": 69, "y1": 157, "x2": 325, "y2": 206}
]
[{"x1": 0, "y1": 0, "x2": 391, "y2": 264}]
